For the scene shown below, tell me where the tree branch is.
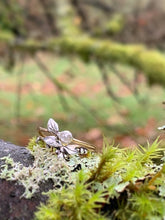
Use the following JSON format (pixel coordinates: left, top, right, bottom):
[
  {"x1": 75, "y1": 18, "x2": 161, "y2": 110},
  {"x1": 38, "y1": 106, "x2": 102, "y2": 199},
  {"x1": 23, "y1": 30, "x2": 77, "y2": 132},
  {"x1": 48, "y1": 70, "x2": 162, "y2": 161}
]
[{"x1": 1, "y1": 34, "x2": 165, "y2": 87}]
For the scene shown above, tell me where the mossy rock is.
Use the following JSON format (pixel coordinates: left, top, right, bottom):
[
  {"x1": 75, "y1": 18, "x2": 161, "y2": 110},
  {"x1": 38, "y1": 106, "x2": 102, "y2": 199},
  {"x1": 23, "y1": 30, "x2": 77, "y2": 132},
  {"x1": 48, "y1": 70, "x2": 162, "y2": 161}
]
[{"x1": 1, "y1": 137, "x2": 165, "y2": 220}]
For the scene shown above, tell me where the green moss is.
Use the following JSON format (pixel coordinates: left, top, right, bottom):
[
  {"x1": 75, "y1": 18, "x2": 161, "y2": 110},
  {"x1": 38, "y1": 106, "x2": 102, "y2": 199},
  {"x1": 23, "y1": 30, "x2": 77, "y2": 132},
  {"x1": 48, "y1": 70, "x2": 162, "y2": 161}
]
[
  {"x1": 27, "y1": 136, "x2": 45, "y2": 151},
  {"x1": 0, "y1": 31, "x2": 14, "y2": 42},
  {"x1": 0, "y1": 139, "x2": 99, "y2": 199},
  {"x1": 35, "y1": 171, "x2": 107, "y2": 220},
  {"x1": 1, "y1": 32, "x2": 165, "y2": 86},
  {"x1": 136, "y1": 50, "x2": 165, "y2": 85},
  {"x1": 106, "y1": 14, "x2": 124, "y2": 35},
  {"x1": 32, "y1": 138, "x2": 165, "y2": 219},
  {"x1": 47, "y1": 37, "x2": 165, "y2": 86},
  {"x1": 1, "y1": 137, "x2": 165, "y2": 219}
]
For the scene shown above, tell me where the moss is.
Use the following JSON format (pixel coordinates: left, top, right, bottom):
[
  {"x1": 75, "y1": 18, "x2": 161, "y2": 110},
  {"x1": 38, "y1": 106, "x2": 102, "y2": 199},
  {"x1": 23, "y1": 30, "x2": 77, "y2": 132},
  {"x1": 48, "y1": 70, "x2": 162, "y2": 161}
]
[
  {"x1": 1, "y1": 32, "x2": 165, "y2": 86},
  {"x1": 136, "y1": 50, "x2": 165, "y2": 85},
  {"x1": 41, "y1": 37, "x2": 165, "y2": 86},
  {"x1": 0, "y1": 30, "x2": 14, "y2": 42},
  {"x1": 33, "y1": 138, "x2": 165, "y2": 220},
  {"x1": 1, "y1": 137, "x2": 165, "y2": 219},
  {"x1": 0, "y1": 139, "x2": 99, "y2": 198},
  {"x1": 27, "y1": 136, "x2": 45, "y2": 151},
  {"x1": 55, "y1": 0, "x2": 81, "y2": 36},
  {"x1": 35, "y1": 171, "x2": 107, "y2": 220},
  {"x1": 106, "y1": 14, "x2": 125, "y2": 35}
]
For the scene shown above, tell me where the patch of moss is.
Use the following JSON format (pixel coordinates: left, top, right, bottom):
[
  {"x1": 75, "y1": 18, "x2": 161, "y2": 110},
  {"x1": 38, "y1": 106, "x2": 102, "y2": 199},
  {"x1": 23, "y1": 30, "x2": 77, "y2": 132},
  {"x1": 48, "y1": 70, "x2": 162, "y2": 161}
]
[
  {"x1": 0, "y1": 139, "x2": 99, "y2": 198},
  {"x1": 106, "y1": 14, "x2": 124, "y2": 35},
  {"x1": 1, "y1": 32, "x2": 165, "y2": 86},
  {"x1": 0, "y1": 30, "x2": 14, "y2": 42},
  {"x1": 35, "y1": 171, "x2": 107, "y2": 220},
  {"x1": 1, "y1": 137, "x2": 165, "y2": 219},
  {"x1": 33, "y1": 138, "x2": 165, "y2": 220}
]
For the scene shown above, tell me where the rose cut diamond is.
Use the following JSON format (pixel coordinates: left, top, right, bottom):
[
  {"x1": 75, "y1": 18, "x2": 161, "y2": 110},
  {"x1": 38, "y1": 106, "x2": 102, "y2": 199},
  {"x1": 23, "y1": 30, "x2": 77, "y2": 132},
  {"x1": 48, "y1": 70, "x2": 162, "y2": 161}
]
[{"x1": 57, "y1": 130, "x2": 73, "y2": 145}]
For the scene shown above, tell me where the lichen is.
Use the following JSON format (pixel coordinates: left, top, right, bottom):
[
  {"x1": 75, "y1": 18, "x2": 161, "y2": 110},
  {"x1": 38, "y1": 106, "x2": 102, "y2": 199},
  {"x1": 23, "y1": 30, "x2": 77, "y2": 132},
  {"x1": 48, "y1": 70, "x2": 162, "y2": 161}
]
[
  {"x1": 34, "y1": 138, "x2": 165, "y2": 220},
  {"x1": 1, "y1": 137, "x2": 165, "y2": 219},
  {"x1": 0, "y1": 139, "x2": 99, "y2": 199}
]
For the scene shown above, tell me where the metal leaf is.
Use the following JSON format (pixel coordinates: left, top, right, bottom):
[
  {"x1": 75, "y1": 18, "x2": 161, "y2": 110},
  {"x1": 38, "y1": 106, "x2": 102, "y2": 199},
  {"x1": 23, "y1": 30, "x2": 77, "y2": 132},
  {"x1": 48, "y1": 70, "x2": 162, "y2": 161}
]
[
  {"x1": 64, "y1": 145, "x2": 78, "y2": 155},
  {"x1": 43, "y1": 136, "x2": 61, "y2": 148},
  {"x1": 47, "y1": 118, "x2": 59, "y2": 133},
  {"x1": 57, "y1": 152, "x2": 64, "y2": 159},
  {"x1": 158, "y1": 125, "x2": 165, "y2": 130}
]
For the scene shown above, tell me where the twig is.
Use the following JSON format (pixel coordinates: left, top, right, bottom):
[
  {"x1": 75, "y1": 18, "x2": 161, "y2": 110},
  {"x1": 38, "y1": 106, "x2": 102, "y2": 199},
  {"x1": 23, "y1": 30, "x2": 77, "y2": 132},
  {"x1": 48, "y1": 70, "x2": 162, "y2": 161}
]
[
  {"x1": 38, "y1": 0, "x2": 59, "y2": 35},
  {"x1": 133, "y1": 69, "x2": 140, "y2": 96},
  {"x1": 110, "y1": 64, "x2": 141, "y2": 103},
  {"x1": 98, "y1": 62, "x2": 121, "y2": 104},
  {"x1": 15, "y1": 57, "x2": 25, "y2": 124},
  {"x1": 34, "y1": 55, "x2": 70, "y2": 112},
  {"x1": 98, "y1": 62, "x2": 138, "y2": 136},
  {"x1": 71, "y1": 0, "x2": 89, "y2": 31},
  {"x1": 34, "y1": 55, "x2": 103, "y2": 126},
  {"x1": 78, "y1": 0, "x2": 112, "y2": 13}
]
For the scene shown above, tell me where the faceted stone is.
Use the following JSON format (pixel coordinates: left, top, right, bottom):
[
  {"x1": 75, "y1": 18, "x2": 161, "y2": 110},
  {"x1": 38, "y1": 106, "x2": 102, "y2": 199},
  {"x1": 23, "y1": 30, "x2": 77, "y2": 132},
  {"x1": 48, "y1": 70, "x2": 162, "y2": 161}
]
[{"x1": 57, "y1": 130, "x2": 73, "y2": 145}]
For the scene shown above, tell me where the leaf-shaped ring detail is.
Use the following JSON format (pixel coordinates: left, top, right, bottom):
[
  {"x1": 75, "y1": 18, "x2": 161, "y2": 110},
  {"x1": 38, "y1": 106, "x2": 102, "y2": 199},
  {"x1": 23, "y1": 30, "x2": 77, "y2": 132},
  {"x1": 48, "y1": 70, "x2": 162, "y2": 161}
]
[
  {"x1": 37, "y1": 118, "x2": 96, "y2": 159},
  {"x1": 47, "y1": 118, "x2": 59, "y2": 134}
]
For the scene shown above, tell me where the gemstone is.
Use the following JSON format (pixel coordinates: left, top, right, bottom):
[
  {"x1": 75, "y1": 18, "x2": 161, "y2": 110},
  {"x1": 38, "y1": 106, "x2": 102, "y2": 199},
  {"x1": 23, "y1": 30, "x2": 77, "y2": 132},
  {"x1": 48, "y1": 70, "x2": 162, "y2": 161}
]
[{"x1": 57, "y1": 130, "x2": 73, "y2": 144}]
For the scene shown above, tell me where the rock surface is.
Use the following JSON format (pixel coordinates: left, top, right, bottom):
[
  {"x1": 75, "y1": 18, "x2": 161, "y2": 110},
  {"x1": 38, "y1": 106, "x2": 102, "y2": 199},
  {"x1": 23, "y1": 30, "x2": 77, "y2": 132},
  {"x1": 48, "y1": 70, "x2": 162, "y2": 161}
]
[
  {"x1": 0, "y1": 139, "x2": 53, "y2": 220},
  {"x1": 0, "y1": 139, "x2": 34, "y2": 167}
]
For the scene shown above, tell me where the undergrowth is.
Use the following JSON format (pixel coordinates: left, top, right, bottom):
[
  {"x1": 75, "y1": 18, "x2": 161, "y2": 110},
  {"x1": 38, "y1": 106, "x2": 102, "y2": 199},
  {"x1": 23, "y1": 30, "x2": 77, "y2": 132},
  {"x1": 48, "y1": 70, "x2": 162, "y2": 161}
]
[
  {"x1": 1, "y1": 137, "x2": 165, "y2": 219},
  {"x1": 35, "y1": 138, "x2": 165, "y2": 220}
]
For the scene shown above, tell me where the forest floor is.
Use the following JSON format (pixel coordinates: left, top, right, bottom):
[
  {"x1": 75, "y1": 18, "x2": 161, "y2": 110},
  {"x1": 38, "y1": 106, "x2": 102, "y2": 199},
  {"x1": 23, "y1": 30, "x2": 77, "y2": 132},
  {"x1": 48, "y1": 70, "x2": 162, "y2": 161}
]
[{"x1": 0, "y1": 53, "x2": 165, "y2": 150}]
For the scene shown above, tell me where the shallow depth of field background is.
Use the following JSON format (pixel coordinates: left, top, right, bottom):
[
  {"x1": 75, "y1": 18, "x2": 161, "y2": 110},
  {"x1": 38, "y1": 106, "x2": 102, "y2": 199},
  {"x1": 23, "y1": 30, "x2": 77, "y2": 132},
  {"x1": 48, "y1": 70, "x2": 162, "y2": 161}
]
[{"x1": 1, "y1": 0, "x2": 165, "y2": 150}]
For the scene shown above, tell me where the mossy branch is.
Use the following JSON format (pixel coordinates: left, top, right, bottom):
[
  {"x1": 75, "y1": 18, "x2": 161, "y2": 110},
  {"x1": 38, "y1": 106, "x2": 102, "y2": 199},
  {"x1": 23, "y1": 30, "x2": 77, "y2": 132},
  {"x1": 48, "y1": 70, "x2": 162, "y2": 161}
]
[{"x1": 1, "y1": 32, "x2": 165, "y2": 86}]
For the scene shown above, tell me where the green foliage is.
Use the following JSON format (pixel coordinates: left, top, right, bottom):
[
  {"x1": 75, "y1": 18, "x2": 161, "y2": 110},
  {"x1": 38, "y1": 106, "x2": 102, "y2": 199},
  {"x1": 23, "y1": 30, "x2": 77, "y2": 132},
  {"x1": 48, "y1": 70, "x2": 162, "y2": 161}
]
[
  {"x1": 35, "y1": 171, "x2": 107, "y2": 220},
  {"x1": 106, "y1": 14, "x2": 124, "y2": 35},
  {"x1": 1, "y1": 33, "x2": 165, "y2": 86},
  {"x1": 27, "y1": 136, "x2": 46, "y2": 151},
  {"x1": 88, "y1": 140, "x2": 124, "y2": 182},
  {"x1": 1, "y1": 137, "x2": 165, "y2": 219},
  {"x1": 129, "y1": 193, "x2": 165, "y2": 219},
  {"x1": 33, "y1": 138, "x2": 165, "y2": 219},
  {"x1": 137, "y1": 139, "x2": 163, "y2": 164},
  {"x1": 0, "y1": 1, "x2": 25, "y2": 35},
  {"x1": 88, "y1": 139, "x2": 163, "y2": 184}
]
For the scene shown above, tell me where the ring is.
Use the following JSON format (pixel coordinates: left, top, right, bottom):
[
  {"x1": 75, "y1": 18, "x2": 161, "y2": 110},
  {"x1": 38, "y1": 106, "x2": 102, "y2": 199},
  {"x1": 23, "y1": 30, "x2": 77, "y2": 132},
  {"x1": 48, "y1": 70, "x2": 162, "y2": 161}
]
[{"x1": 37, "y1": 118, "x2": 96, "y2": 159}]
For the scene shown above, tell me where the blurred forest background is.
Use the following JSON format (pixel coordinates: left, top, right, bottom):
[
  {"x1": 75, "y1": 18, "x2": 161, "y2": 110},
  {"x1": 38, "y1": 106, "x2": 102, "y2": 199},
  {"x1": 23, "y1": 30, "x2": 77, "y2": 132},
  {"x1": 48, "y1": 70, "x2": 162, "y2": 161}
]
[{"x1": 1, "y1": 0, "x2": 165, "y2": 149}]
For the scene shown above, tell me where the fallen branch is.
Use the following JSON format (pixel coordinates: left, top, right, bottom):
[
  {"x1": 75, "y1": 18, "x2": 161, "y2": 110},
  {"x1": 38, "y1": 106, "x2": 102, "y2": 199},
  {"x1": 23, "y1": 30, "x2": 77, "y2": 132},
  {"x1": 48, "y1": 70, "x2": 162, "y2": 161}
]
[{"x1": 1, "y1": 33, "x2": 165, "y2": 87}]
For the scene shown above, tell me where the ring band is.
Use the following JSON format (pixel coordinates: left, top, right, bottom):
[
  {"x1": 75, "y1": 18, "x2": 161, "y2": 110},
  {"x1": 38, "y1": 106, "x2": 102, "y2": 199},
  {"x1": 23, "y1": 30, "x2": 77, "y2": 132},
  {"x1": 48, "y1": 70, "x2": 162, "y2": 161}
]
[
  {"x1": 72, "y1": 138, "x2": 96, "y2": 151},
  {"x1": 38, "y1": 126, "x2": 96, "y2": 152}
]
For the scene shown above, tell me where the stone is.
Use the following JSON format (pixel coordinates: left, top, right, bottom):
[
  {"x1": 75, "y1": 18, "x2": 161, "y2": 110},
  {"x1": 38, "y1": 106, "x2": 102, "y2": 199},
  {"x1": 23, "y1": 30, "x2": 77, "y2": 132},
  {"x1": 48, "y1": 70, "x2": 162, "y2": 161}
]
[
  {"x1": 57, "y1": 130, "x2": 73, "y2": 144},
  {"x1": 0, "y1": 139, "x2": 54, "y2": 220},
  {"x1": 0, "y1": 139, "x2": 34, "y2": 167}
]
